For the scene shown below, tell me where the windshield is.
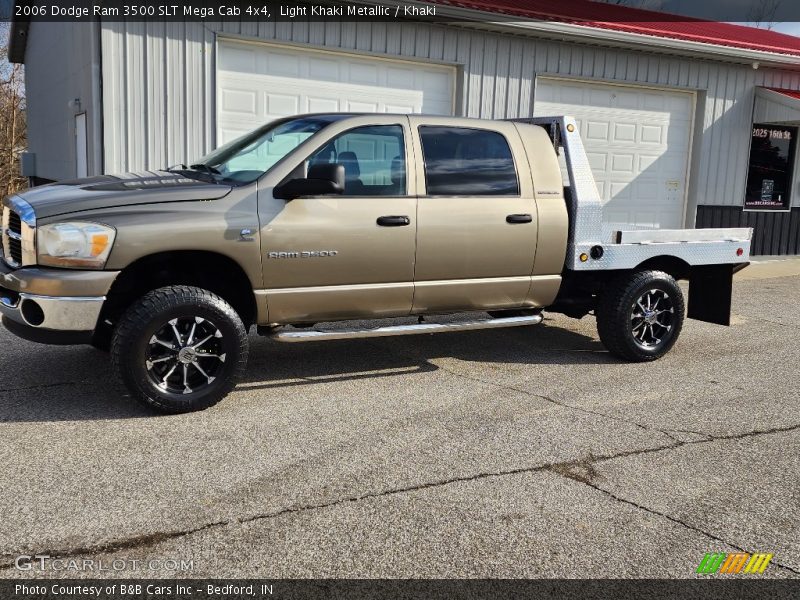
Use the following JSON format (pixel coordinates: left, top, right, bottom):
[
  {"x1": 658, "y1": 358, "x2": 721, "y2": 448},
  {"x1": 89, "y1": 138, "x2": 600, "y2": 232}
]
[{"x1": 190, "y1": 115, "x2": 347, "y2": 184}]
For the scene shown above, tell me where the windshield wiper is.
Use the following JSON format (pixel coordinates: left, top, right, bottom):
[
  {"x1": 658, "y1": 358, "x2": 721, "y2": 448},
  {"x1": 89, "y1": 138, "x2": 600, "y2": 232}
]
[{"x1": 189, "y1": 163, "x2": 221, "y2": 176}]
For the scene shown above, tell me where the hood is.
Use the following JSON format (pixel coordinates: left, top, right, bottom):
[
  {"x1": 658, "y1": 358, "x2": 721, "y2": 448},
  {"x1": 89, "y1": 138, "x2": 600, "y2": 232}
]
[{"x1": 17, "y1": 171, "x2": 233, "y2": 219}]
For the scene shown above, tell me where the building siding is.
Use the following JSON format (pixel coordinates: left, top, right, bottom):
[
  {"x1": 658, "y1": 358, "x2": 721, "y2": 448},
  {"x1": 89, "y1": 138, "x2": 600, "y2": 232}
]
[
  {"x1": 100, "y1": 19, "x2": 800, "y2": 220},
  {"x1": 24, "y1": 21, "x2": 99, "y2": 181}
]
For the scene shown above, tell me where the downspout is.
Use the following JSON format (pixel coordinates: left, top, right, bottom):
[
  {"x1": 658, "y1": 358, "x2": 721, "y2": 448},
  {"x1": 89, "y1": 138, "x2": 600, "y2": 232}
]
[{"x1": 90, "y1": 19, "x2": 104, "y2": 175}]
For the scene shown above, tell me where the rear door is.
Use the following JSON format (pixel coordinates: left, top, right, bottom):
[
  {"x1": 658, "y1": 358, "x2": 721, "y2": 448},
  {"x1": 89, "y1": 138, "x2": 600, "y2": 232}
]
[{"x1": 408, "y1": 118, "x2": 538, "y2": 313}]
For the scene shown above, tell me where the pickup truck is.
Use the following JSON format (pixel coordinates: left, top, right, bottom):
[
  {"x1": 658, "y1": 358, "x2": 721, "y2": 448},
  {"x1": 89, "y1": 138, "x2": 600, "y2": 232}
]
[{"x1": 1, "y1": 114, "x2": 752, "y2": 413}]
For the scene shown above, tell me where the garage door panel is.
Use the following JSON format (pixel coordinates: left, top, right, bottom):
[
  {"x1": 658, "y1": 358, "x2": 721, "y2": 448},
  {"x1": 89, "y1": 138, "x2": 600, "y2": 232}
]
[
  {"x1": 585, "y1": 121, "x2": 610, "y2": 141},
  {"x1": 266, "y1": 93, "x2": 299, "y2": 115},
  {"x1": 640, "y1": 124, "x2": 664, "y2": 144},
  {"x1": 612, "y1": 122, "x2": 637, "y2": 143},
  {"x1": 535, "y1": 78, "x2": 692, "y2": 229},
  {"x1": 218, "y1": 40, "x2": 454, "y2": 145},
  {"x1": 220, "y1": 89, "x2": 257, "y2": 115},
  {"x1": 307, "y1": 97, "x2": 340, "y2": 113}
]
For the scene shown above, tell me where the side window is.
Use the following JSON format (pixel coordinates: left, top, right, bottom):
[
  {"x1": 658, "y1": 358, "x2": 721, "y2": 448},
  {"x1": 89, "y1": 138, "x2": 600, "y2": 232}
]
[
  {"x1": 309, "y1": 125, "x2": 406, "y2": 196},
  {"x1": 419, "y1": 126, "x2": 519, "y2": 196}
]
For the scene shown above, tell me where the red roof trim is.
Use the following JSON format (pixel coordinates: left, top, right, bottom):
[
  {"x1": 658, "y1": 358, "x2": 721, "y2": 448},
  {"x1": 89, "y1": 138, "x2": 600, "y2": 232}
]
[
  {"x1": 432, "y1": 0, "x2": 800, "y2": 58},
  {"x1": 766, "y1": 87, "x2": 800, "y2": 100}
]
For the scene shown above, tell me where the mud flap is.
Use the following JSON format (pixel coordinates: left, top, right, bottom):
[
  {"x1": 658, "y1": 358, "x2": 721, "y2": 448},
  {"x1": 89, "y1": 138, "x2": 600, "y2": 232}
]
[{"x1": 688, "y1": 264, "x2": 743, "y2": 326}]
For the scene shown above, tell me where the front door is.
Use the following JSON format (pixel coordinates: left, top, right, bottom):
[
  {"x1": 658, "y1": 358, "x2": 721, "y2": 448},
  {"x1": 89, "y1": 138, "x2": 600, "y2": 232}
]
[
  {"x1": 260, "y1": 118, "x2": 417, "y2": 323},
  {"x1": 408, "y1": 118, "x2": 538, "y2": 313}
]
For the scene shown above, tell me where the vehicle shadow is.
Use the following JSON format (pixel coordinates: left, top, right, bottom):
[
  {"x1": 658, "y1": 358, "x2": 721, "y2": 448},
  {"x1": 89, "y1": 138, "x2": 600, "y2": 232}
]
[{"x1": 0, "y1": 321, "x2": 610, "y2": 423}]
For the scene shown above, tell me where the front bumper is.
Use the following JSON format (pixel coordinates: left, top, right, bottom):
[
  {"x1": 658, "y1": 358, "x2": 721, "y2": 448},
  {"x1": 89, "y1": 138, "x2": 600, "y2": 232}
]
[
  {"x1": 0, "y1": 258, "x2": 119, "y2": 344},
  {"x1": 0, "y1": 289, "x2": 105, "y2": 331}
]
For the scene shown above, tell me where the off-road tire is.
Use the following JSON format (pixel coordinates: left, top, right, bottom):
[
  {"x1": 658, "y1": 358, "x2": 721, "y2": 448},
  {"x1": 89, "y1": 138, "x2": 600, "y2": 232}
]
[
  {"x1": 596, "y1": 270, "x2": 685, "y2": 362},
  {"x1": 111, "y1": 286, "x2": 249, "y2": 413}
]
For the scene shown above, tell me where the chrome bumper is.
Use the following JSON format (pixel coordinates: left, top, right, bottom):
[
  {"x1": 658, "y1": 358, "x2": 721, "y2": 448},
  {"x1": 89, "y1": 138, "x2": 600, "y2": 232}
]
[{"x1": 0, "y1": 288, "x2": 104, "y2": 331}]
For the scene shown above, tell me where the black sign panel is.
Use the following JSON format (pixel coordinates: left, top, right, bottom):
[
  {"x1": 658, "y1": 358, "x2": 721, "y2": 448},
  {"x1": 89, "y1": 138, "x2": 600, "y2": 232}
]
[{"x1": 744, "y1": 124, "x2": 797, "y2": 210}]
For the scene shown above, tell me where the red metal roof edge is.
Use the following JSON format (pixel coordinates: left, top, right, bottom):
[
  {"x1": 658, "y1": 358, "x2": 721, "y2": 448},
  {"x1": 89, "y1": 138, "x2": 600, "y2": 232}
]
[
  {"x1": 766, "y1": 87, "x2": 800, "y2": 100},
  {"x1": 431, "y1": 0, "x2": 800, "y2": 58}
]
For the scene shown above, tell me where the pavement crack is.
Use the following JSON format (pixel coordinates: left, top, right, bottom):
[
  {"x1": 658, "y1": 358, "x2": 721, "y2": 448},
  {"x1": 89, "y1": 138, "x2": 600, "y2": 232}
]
[
  {"x1": 394, "y1": 350, "x2": 800, "y2": 449},
  {"x1": 425, "y1": 358, "x2": 687, "y2": 444},
  {"x1": 236, "y1": 463, "x2": 555, "y2": 525},
  {"x1": 0, "y1": 520, "x2": 228, "y2": 571},
  {"x1": 545, "y1": 463, "x2": 800, "y2": 576},
  {"x1": 1, "y1": 418, "x2": 796, "y2": 569}
]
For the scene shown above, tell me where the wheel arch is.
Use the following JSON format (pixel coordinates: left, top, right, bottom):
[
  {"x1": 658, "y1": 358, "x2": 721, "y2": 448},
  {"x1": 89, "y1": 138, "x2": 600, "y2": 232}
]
[
  {"x1": 100, "y1": 251, "x2": 258, "y2": 330},
  {"x1": 634, "y1": 255, "x2": 691, "y2": 281}
]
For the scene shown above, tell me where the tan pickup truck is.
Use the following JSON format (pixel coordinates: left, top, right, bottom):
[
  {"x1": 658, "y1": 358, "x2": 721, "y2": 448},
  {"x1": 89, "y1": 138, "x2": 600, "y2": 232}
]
[{"x1": 1, "y1": 114, "x2": 752, "y2": 413}]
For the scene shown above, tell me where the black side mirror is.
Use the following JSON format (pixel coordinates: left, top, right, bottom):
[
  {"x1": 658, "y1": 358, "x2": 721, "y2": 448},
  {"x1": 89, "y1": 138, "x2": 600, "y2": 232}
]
[{"x1": 274, "y1": 163, "x2": 345, "y2": 200}]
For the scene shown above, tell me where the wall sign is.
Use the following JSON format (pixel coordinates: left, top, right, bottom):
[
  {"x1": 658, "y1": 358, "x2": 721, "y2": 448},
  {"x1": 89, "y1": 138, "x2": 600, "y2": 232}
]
[{"x1": 744, "y1": 124, "x2": 797, "y2": 210}]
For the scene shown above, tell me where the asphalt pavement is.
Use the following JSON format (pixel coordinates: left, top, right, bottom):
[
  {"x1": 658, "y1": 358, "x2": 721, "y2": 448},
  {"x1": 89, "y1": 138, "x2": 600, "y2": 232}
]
[{"x1": 0, "y1": 262, "x2": 798, "y2": 579}]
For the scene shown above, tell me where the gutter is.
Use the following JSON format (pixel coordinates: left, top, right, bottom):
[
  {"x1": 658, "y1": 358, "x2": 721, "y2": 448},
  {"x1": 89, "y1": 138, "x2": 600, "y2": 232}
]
[{"x1": 90, "y1": 19, "x2": 104, "y2": 176}]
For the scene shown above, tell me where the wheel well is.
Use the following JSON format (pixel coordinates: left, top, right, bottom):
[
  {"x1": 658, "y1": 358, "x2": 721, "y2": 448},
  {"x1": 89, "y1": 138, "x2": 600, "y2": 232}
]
[
  {"x1": 634, "y1": 256, "x2": 691, "y2": 281},
  {"x1": 550, "y1": 257, "x2": 690, "y2": 320},
  {"x1": 99, "y1": 251, "x2": 257, "y2": 330}
]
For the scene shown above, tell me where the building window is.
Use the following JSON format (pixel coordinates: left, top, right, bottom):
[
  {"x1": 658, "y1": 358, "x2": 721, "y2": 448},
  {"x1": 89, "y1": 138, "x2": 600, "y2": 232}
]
[
  {"x1": 418, "y1": 126, "x2": 519, "y2": 196},
  {"x1": 744, "y1": 124, "x2": 797, "y2": 211}
]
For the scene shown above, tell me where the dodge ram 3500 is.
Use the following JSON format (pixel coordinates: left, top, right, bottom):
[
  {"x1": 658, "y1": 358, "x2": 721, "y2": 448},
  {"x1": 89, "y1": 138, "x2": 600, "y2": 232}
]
[{"x1": 0, "y1": 115, "x2": 752, "y2": 412}]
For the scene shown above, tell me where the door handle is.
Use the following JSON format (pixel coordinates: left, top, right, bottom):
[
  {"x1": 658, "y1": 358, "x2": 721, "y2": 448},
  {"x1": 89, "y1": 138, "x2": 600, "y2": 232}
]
[
  {"x1": 506, "y1": 213, "x2": 533, "y2": 224},
  {"x1": 377, "y1": 215, "x2": 411, "y2": 227}
]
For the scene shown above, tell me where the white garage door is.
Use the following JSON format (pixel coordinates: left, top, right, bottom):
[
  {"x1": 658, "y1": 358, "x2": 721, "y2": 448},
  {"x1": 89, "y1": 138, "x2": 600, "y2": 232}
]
[
  {"x1": 216, "y1": 40, "x2": 455, "y2": 146},
  {"x1": 534, "y1": 78, "x2": 693, "y2": 229}
]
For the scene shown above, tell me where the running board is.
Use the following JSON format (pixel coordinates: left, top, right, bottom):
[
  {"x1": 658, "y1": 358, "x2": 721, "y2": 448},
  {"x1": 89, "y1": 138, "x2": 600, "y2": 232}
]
[{"x1": 270, "y1": 314, "x2": 543, "y2": 343}]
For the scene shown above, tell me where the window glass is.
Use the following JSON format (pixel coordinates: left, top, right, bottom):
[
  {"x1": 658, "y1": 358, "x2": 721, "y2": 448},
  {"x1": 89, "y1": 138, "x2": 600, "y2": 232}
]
[
  {"x1": 744, "y1": 124, "x2": 797, "y2": 210},
  {"x1": 419, "y1": 126, "x2": 519, "y2": 195},
  {"x1": 195, "y1": 115, "x2": 346, "y2": 184},
  {"x1": 309, "y1": 125, "x2": 406, "y2": 196}
]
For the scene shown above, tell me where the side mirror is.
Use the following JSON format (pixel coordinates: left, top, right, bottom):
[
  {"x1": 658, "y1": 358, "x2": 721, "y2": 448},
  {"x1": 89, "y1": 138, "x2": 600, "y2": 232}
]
[{"x1": 274, "y1": 163, "x2": 345, "y2": 200}]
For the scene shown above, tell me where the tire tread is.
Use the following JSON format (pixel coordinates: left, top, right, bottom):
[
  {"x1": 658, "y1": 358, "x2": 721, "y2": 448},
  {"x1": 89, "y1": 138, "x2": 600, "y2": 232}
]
[
  {"x1": 110, "y1": 285, "x2": 248, "y2": 413},
  {"x1": 596, "y1": 270, "x2": 684, "y2": 362}
]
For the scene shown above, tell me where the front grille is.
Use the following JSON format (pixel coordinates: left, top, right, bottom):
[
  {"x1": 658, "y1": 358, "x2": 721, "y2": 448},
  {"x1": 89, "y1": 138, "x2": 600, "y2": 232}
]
[
  {"x1": 2, "y1": 199, "x2": 35, "y2": 268},
  {"x1": 9, "y1": 211, "x2": 21, "y2": 235},
  {"x1": 7, "y1": 209, "x2": 22, "y2": 265}
]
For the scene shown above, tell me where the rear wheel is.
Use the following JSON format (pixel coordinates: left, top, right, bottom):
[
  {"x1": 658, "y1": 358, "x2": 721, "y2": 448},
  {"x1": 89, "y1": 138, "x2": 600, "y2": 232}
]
[
  {"x1": 111, "y1": 286, "x2": 249, "y2": 413},
  {"x1": 596, "y1": 270, "x2": 685, "y2": 362}
]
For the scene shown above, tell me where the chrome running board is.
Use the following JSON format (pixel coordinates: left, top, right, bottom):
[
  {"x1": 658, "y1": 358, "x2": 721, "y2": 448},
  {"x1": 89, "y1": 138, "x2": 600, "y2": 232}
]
[{"x1": 270, "y1": 314, "x2": 543, "y2": 343}]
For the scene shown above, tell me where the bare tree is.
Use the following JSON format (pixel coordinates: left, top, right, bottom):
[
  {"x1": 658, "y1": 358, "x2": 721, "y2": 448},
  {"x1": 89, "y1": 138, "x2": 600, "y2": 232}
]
[
  {"x1": 747, "y1": 0, "x2": 782, "y2": 30},
  {"x1": 0, "y1": 25, "x2": 27, "y2": 198}
]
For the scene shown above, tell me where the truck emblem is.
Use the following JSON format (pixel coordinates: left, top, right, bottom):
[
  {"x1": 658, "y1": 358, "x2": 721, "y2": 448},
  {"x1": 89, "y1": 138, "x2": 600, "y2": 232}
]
[{"x1": 267, "y1": 250, "x2": 338, "y2": 259}]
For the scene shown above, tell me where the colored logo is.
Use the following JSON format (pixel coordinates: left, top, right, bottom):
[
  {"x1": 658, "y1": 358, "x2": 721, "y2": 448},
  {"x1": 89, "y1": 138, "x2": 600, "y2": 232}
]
[{"x1": 696, "y1": 552, "x2": 773, "y2": 574}]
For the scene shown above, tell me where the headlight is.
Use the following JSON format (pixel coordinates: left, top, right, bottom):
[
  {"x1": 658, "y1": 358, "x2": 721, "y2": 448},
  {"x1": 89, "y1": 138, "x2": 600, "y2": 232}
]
[{"x1": 37, "y1": 222, "x2": 116, "y2": 269}]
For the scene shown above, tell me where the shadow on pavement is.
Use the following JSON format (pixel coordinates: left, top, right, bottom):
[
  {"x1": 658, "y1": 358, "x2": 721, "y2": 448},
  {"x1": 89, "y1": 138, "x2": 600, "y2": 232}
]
[{"x1": 0, "y1": 321, "x2": 609, "y2": 423}]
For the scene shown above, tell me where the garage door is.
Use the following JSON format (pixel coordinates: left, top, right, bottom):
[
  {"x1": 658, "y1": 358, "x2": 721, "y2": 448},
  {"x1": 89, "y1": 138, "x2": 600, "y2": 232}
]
[
  {"x1": 216, "y1": 40, "x2": 455, "y2": 145},
  {"x1": 534, "y1": 78, "x2": 693, "y2": 229}
]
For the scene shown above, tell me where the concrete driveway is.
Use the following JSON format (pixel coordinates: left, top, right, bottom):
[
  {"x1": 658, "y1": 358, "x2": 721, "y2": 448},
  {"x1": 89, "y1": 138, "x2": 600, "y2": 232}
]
[{"x1": 1, "y1": 264, "x2": 798, "y2": 579}]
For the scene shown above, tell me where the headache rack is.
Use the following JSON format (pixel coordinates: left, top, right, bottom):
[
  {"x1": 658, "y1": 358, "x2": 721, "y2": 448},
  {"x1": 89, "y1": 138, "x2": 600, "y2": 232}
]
[{"x1": 508, "y1": 116, "x2": 753, "y2": 272}]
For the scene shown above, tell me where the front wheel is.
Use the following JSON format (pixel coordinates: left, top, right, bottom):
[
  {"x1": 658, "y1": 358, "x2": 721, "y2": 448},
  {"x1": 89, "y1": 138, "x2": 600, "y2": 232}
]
[
  {"x1": 596, "y1": 270, "x2": 685, "y2": 362},
  {"x1": 111, "y1": 286, "x2": 249, "y2": 413}
]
